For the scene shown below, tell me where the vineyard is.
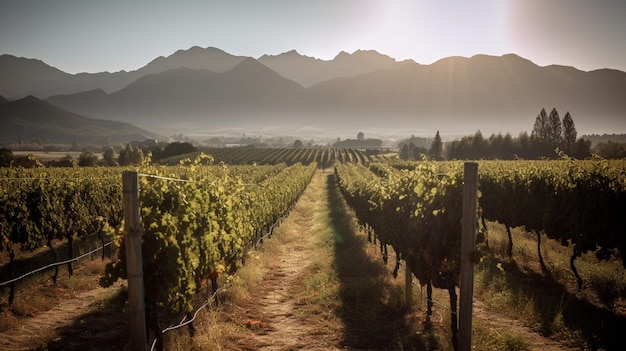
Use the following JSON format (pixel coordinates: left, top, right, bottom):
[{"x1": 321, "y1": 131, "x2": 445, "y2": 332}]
[
  {"x1": 1, "y1": 152, "x2": 625, "y2": 350},
  {"x1": 336, "y1": 158, "x2": 626, "y2": 349},
  {"x1": 160, "y1": 146, "x2": 374, "y2": 167}
]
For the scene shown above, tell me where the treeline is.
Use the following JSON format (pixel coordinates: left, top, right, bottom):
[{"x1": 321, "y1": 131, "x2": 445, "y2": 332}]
[
  {"x1": 445, "y1": 128, "x2": 591, "y2": 160},
  {"x1": 593, "y1": 140, "x2": 626, "y2": 159},
  {"x1": 0, "y1": 141, "x2": 198, "y2": 168},
  {"x1": 400, "y1": 108, "x2": 599, "y2": 160}
]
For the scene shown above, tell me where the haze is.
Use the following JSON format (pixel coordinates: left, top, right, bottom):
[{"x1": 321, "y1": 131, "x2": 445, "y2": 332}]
[{"x1": 1, "y1": 0, "x2": 625, "y2": 74}]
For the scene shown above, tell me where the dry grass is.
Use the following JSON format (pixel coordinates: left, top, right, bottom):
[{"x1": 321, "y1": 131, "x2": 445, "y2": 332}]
[
  {"x1": 0, "y1": 252, "x2": 112, "y2": 332},
  {"x1": 476, "y1": 221, "x2": 626, "y2": 350}
]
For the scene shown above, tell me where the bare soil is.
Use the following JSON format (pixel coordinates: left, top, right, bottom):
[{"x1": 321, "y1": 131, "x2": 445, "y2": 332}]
[
  {"x1": 0, "y1": 280, "x2": 124, "y2": 351},
  {"x1": 223, "y1": 172, "x2": 344, "y2": 350},
  {"x1": 225, "y1": 218, "x2": 342, "y2": 350}
]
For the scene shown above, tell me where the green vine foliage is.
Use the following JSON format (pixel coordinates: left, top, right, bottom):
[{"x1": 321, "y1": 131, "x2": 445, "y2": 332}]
[
  {"x1": 100, "y1": 158, "x2": 316, "y2": 317},
  {"x1": 335, "y1": 161, "x2": 468, "y2": 289},
  {"x1": 480, "y1": 159, "x2": 626, "y2": 268}
]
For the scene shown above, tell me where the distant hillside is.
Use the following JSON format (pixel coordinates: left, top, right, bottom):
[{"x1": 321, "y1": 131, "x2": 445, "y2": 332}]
[
  {"x1": 140, "y1": 46, "x2": 246, "y2": 76},
  {"x1": 0, "y1": 47, "x2": 247, "y2": 99},
  {"x1": 305, "y1": 54, "x2": 626, "y2": 134},
  {"x1": 47, "y1": 59, "x2": 308, "y2": 130},
  {"x1": 2, "y1": 47, "x2": 625, "y2": 135},
  {"x1": 0, "y1": 96, "x2": 161, "y2": 144},
  {"x1": 47, "y1": 53, "x2": 626, "y2": 135}
]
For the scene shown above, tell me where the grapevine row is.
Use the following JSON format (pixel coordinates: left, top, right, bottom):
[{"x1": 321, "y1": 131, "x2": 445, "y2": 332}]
[
  {"x1": 0, "y1": 167, "x2": 124, "y2": 302},
  {"x1": 168, "y1": 147, "x2": 373, "y2": 167},
  {"x1": 335, "y1": 161, "x2": 469, "y2": 348},
  {"x1": 0, "y1": 162, "x2": 292, "y2": 301},
  {"x1": 99, "y1": 160, "x2": 317, "y2": 345},
  {"x1": 479, "y1": 159, "x2": 626, "y2": 288}
]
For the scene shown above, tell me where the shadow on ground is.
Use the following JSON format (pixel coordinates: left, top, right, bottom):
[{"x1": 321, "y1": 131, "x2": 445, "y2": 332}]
[
  {"x1": 326, "y1": 173, "x2": 439, "y2": 350},
  {"x1": 41, "y1": 289, "x2": 129, "y2": 351},
  {"x1": 479, "y1": 255, "x2": 626, "y2": 350}
]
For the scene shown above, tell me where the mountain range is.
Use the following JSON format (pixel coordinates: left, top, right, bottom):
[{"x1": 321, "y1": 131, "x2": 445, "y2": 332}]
[
  {"x1": 0, "y1": 95, "x2": 160, "y2": 144},
  {"x1": 1, "y1": 46, "x2": 625, "y2": 136}
]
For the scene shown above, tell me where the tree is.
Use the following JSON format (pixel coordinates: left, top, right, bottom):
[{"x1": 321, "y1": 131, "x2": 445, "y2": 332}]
[
  {"x1": 119, "y1": 144, "x2": 144, "y2": 166},
  {"x1": 59, "y1": 154, "x2": 77, "y2": 167},
  {"x1": 158, "y1": 142, "x2": 197, "y2": 160},
  {"x1": 357, "y1": 132, "x2": 365, "y2": 141},
  {"x1": 547, "y1": 108, "x2": 563, "y2": 148},
  {"x1": 501, "y1": 133, "x2": 515, "y2": 159},
  {"x1": 118, "y1": 144, "x2": 134, "y2": 166},
  {"x1": 532, "y1": 108, "x2": 550, "y2": 143},
  {"x1": 594, "y1": 141, "x2": 626, "y2": 159},
  {"x1": 429, "y1": 130, "x2": 443, "y2": 160},
  {"x1": 572, "y1": 138, "x2": 592, "y2": 159},
  {"x1": 516, "y1": 131, "x2": 532, "y2": 159},
  {"x1": 103, "y1": 147, "x2": 118, "y2": 166},
  {"x1": 78, "y1": 151, "x2": 98, "y2": 167},
  {"x1": 562, "y1": 112, "x2": 577, "y2": 154},
  {"x1": 399, "y1": 144, "x2": 410, "y2": 160},
  {"x1": 533, "y1": 108, "x2": 563, "y2": 157},
  {"x1": 0, "y1": 147, "x2": 13, "y2": 167},
  {"x1": 131, "y1": 148, "x2": 144, "y2": 165},
  {"x1": 471, "y1": 130, "x2": 488, "y2": 159},
  {"x1": 293, "y1": 140, "x2": 303, "y2": 148}
]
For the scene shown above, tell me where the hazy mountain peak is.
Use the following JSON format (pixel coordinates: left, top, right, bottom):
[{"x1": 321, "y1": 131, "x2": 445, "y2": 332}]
[
  {"x1": 170, "y1": 45, "x2": 229, "y2": 57},
  {"x1": 259, "y1": 49, "x2": 321, "y2": 61},
  {"x1": 333, "y1": 49, "x2": 394, "y2": 62},
  {"x1": 354, "y1": 49, "x2": 394, "y2": 59},
  {"x1": 228, "y1": 57, "x2": 284, "y2": 78},
  {"x1": 22, "y1": 94, "x2": 39, "y2": 102},
  {"x1": 280, "y1": 49, "x2": 301, "y2": 56},
  {"x1": 432, "y1": 55, "x2": 470, "y2": 65},
  {"x1": 334, "y1": 51, "x2": 350, "y2": 59},
  {"x1": 140, "y1": 45, "x2": 246, "y2": 76},
  {"x1": 469, "y1": 53, "x2": 536, "y2": 66}
]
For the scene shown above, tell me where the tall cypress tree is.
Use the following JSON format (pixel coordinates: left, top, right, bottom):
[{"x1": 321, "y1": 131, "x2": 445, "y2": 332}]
[
  {"x1": 548, "y1": 108, "x2": 563, "y2": 149},
  {"x1": 532, "y1": 108, "x2": 550, "y2": 143},
  {"x1": 562, "y1": 111, "x2": 577, "y2": 154},
  {"x1": 429, "y1": 130, "x2": 443, "y2": 160}
]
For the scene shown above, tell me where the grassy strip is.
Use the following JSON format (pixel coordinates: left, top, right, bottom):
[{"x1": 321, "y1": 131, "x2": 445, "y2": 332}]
[{"x1": 476, "y1": 221, "x2": 626, "y2": 349}]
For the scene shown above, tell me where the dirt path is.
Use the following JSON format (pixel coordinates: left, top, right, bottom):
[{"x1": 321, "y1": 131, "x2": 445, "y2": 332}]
[
  {"x1": 0, "y1": 281, "x2": 124, "y2": 351},
  {"x1": 228, "y1": 171, "x2": 342, "y2": 350}
]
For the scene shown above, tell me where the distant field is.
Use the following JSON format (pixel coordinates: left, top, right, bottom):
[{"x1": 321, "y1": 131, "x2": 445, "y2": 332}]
[{"x1": 12, "y1": 151, "x2": 102, "y2": 162}]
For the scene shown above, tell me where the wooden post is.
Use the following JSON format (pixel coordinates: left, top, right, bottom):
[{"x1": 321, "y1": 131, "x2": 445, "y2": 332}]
[
  {"x1": 459, "y1": 162, "x2": 478, "y2": 351},
  {"x1": 123, "y1": 171, "x2": 147, "y2": 351},
  {"x1": 405, "y1": 262, "x2": 413, "y2": 308}
]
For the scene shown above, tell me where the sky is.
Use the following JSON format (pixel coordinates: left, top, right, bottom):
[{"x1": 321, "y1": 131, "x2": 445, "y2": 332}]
[{"x1": 0, "y1": 0, "x2": 625, "y2": 74}]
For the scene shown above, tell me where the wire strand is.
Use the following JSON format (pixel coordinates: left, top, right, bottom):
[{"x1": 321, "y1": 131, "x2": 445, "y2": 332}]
[
  {"x1": 150, "y1": 281, "x2": 231, "y2": 351},
  {"x1": 0, "y1": 241, "x2": 113, "y2": 287},
  {"x1": 138, "y1": 173, "x2": 196, "y2": 183}
]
